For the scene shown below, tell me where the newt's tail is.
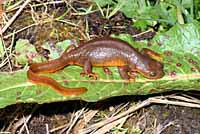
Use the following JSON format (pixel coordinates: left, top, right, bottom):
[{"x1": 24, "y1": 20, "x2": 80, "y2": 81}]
[{"x1": 27, "y1": 58, "x2": 87, "y2": 96}]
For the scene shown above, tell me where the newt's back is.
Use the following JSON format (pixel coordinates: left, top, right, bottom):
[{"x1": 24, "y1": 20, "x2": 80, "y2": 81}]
[{"x1": 67, "y1": 37, "x2": 141, "y2": 67}]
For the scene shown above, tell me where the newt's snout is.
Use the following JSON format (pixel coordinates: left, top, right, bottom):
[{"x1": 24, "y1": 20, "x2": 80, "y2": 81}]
[
  {"x1": 145, "y1": 61, "x2": 164, "y2": 79},
  {"x1": 134, "y1": 58, "x2": 164, "y2": 79}
]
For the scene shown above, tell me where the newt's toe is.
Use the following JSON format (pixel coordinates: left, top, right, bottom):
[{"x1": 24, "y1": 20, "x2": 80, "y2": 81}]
[{"x1": 88, "y1": 73, "x2": 99, "y2": 80}]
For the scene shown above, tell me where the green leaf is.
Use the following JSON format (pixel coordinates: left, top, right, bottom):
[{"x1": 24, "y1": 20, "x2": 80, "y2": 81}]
[
  {"x1": 42, "y1": 40, "x2": 72, "y2": 59},
  {"x1": 132, "y1": 20, "x2": 149, "y2": 31},
  {"x1": 1, "y1": 21, "x2": 200, "y2": 109},
  {"x1": 152, "y1": 20, "x2": 200, "y2": 75},
  {"x1": 94, "y1": 0, "x2": 194, "y2": 28},
  {"x1": 119, "y1": 0, "x2": 147, "y2": 18},
  {"x1": 15, "y1": 39, "x2": 46, "y2": 64},
  {"x1": 131, "y1": 3, "x2": 177, "y2": 26}
]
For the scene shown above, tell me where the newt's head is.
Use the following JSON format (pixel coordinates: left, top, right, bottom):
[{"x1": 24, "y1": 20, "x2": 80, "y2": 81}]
[{"x1": 132, "y1": 56, "x2": 164, "y2": 79}]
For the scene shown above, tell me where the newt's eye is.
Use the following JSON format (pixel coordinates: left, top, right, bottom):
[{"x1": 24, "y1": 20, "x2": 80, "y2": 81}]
[{"x1": 150, "y1": 72, "x2": 157, "y2": 77}]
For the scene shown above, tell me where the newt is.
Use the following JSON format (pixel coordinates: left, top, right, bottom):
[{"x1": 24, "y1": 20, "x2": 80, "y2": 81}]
[{"x1": 27, "y1": 37, "x2": 164, "y2": 96}]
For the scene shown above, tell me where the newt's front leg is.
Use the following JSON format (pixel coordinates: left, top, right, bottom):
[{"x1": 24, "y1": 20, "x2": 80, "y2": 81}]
[
  {"x1": 80, "y1": 60, "x2": 99, "y2": 79},
  {"x1": 118, "y1": 66, "x2": 135, "y2": 81}
]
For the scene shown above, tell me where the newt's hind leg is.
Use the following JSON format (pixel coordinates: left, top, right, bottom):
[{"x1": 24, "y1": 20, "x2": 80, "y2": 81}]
[
  {"x1": 80, "y1": 60, "x2": 99, "y2": 80},
  {"x1": 118, "y1": 66, "x2": 135, "y2": 81}
]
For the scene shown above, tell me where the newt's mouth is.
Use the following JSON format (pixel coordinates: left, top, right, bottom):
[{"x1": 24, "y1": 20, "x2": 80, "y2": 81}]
[
  {"x1": 134, "y1": 69, "x2": 165, "y2": 79},
  {"x1": 143, "y1": 70, "x2": 164, "y2": 79}
]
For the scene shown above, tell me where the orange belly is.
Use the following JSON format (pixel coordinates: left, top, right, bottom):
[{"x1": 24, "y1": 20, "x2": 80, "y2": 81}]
[{"x1": 74, "y1": 59, "x2": 128, "y2": 67}]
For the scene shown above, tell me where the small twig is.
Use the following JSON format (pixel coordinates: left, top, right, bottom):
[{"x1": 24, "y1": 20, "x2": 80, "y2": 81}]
[
  {"x1": 0, "y1": 132, "x2": 11, "y2": 134},
  {"x1": 81, "y1": 95, "x2": 200, "y2": 133},
  {"x1": 85, "y1": 17, "x2": 90, "y2": 40},
  {"x1": 81, "y1": 99, "x2": 148, "y2": 134},
  {"x1": 65, "y1": 108, "x2": 86, "y2": 134},
  {"x1": 182, "y1": 94, "x2": 200, "y2": 101},
  {"x1": 72, "y1": 109, "x2": 99, "y2": 134},
  {"x1": 93, "y1": 115, "x2": 130, "y2": 134},
  {"x1": 95, "y1": 2, "x2": 104, "y2": 17},
  {"x1": 110, "y1": 102, "x2": 130, "y2": 117},
  {"x1": 132, "y1": 29, "x2": 154, "y2": 38},
  {"x1": 167, "y1": 95, "x2": 200, "y2": 104},
  {"x1": 0, "y1": 54, "x2": 12, "y2": 68},
  {"x1": 0, "y1": 0, "x2": 3, "y2": 33},
  {"x1": 3, "y1": 23, "x2": 37, "y2": 39},
  {"x1": 107, "y1": 1, "x2": 125, "y2": 19},
  {"x1": 1, "y1": 39, "x2": 12, "y2": 72},
  {"x1": 17, "y1": 116, "x2": 31, "y2": 134},
  {"x1": 176, "y1": 5, "x2": 184, "y2": 24},
  {"x1": 50, "y1": 124, "x2": 69, "y2": 133},
  {"x1": 63, "y1": 0, "x2": 77, "y2": 13},
  {"x1": 12, "y1": 105, "x2": 39, "y2": 134},
  {"x1": 46, "y1": 124, "x2": 50, "y2": 134},
  {"x1": 1, "y1": 0, "x2": 31, "y2": 34},
  {"x1": 4, "y1": 18, "x2": 78, "y2": 39},
  {"x1": 154, "y1": 121, "x2": 175, "y2": 134},
  {"x1": 22, "y1": 116, "x2": 30, "y2": 134},
  {"x1": 5, "y1": 1, "x2": 65, "y2": 13}
]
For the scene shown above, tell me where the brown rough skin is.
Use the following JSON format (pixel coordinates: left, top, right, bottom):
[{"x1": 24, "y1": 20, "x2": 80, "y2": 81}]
[{"x1": 27, "y1": 37, "x2": 164, "y2": 96}]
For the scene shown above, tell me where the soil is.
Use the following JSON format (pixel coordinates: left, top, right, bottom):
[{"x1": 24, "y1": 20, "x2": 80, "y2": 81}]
[{"x1": 1, "y1": 1, "x2": 200, "y2": 134}]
